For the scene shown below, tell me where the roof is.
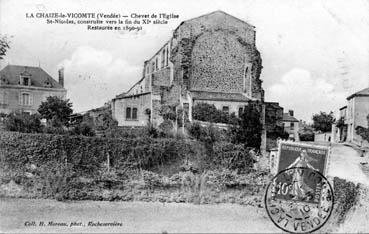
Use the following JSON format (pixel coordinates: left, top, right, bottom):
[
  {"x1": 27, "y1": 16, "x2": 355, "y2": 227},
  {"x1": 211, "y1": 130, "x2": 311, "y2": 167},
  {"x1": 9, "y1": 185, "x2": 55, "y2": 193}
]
[
  {"x1": 0, "y1": 65, "x2": 64, "y2": 89},
  {"x1": 190, "y1": 90, "x2": 251, "y2": 102},
  {"x1": 282, "y1": 113, "x2": 299, "y2": 122},
  {"x1": 347, "y1": 87, "x2": 369, "y2": 100},
  {"x1": 339, "y1": 105, "x2": 347, "y2": 110},
  {"x1": 183, "y1": 10, "x2": 255, "y2": 29}
]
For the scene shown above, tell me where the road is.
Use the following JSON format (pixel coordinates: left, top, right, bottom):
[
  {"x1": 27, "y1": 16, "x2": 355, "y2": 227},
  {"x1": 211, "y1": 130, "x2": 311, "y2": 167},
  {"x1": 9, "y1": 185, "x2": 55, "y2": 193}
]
[
  {"x1": 328, "y1": 143, "x2": 369, "y2": 185},
  {"x1": 0, "y1": 198, "x2": 279, "y2": 233}
]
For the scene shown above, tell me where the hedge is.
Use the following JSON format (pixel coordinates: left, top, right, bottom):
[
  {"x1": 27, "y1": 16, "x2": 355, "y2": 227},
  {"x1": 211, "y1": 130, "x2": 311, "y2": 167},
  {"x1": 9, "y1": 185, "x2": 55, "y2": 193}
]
[{"x1": 0, "y1": 131, "x2": 199, "y2": 177}]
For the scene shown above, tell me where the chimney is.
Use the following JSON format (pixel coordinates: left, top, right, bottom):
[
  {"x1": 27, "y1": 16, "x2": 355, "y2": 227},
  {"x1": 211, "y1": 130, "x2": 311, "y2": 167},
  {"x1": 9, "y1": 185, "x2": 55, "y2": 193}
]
[
  {"x1": 58, "y1": 67, "x2": 64, "y2": 87},
  {"x1": 289, "y1": 110, "x2": 294, "y2": 116}
]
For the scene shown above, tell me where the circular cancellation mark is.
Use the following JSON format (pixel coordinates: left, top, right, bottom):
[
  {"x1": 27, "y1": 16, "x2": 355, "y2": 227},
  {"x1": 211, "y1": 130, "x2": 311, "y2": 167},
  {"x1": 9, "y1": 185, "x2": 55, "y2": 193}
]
[{"x1": 264, "y1": 167, "x2": 334, "y2": 233}]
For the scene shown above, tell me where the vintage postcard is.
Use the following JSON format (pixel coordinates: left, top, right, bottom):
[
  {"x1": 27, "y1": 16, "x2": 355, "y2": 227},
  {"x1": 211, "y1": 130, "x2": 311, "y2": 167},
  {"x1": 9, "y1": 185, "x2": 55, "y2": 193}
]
[{"x1": 0, "y1": 0, "x2": 368, "y2": 233}]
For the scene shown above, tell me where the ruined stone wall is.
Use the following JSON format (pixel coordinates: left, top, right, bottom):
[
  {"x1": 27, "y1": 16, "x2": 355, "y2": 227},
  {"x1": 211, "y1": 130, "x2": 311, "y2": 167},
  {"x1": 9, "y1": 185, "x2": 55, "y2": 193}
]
[
  {"x1": 169, "y1": 11, "x2": 264, "y2": 101},
  {"x1": 152, "y1": 67, "x2": 171, "y2": 87}
]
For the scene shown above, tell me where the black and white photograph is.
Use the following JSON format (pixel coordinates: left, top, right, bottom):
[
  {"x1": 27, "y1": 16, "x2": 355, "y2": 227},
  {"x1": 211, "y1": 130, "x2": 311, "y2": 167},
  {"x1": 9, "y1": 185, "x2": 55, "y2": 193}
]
[{"x1": 0, "y1": 0, "x2": 368, "y2": 233}]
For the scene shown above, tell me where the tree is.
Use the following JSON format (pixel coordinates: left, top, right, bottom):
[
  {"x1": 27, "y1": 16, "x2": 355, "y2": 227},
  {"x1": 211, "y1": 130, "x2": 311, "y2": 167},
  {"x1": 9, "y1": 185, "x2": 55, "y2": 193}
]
[
  {"x1": 38, "y1": 96, "x2": 73, "y2": 127},
  {"x1": 0, "y1": 35, "x2": 11, "y2": 60},
  {"x1": 312, "y1": 111, "x2": 335, "y2": 132},
  {"x1": 229, "y1": 101, "x2": 263, "y2": 149}
]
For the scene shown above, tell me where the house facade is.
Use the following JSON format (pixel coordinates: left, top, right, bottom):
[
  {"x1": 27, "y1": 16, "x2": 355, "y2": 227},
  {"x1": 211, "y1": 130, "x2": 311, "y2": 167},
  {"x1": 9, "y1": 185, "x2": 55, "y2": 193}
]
[
  {"x1": 282, "y1": 110, "x2": 299, "y2": 141},
  {"x1": 0, "y1": 65, "x2": 66, "y2": 114},
  {"x1": 112, "y1": 11, "x2": 264, "y2": 127},
  {"x1": 337, "y1": 87, "x2": 369, "y2": 146}
]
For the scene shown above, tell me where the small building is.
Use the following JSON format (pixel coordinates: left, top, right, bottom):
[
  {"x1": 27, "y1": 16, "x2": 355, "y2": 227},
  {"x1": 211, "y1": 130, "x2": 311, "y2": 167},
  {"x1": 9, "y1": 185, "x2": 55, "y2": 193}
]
[
  {"x1": 337, "y1": 87, "x2": 369, "y2": 146},
  {"x1": 0, "y1": 65, "x2": 66, "y2": 114},
  {"x1": 282, "y1": 110, "x2": 299, "y2": 141}
]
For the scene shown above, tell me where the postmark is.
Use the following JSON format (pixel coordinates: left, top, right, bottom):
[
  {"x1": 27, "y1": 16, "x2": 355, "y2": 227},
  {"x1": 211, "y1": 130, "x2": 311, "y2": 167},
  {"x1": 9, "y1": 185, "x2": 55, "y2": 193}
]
[{"x1": 264, "y1": 167, "x2": 334, "y2": 233}]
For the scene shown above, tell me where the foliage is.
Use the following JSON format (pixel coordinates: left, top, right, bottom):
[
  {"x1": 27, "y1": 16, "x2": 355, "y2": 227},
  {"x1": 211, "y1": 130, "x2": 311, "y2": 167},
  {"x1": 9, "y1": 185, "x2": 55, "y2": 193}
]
[
  {"x1": 92, "y1": 108, "x2": 118, "y2": 131},
  {"x1": 38, "y1": 96, "x2": 73, "y2": 127},
  {"x1": 70, "y1": 122, "x2": 95, "y2": 137},
  {"x1": 0, "y1": 35, "x2": 11, "y2": 60},
  {"x1": 0, "y1": 131, "x2": 198, "y2": 177},
  {"x1": 336, "y1": 116, "x2": 346, "y2": 129},
  {"x1": 299, "y1": 127, "x2": 315, "y2": 141},
  {"x1": 3, "y1": 112, "x2": 42, "y2": 133},
  {"x1": 160, "y1": 105, "x2": 177, "y2": 121},
  {"x1": 312, "y1": 111, "x2": 335, "y2": 132},
  {"x1": 211, "y1": 142, "x2": 254, "y2": 172},
  {"x1": 192, "y1": 103, "x2": 238, "y2": 124},
  {"x1": 160, "y1": 105, "x2": 189, "y2": 128},
  {"x1": 355, "y1": 114, "x2": 369, "y2": 142},
  {"x1": 228, "y1": 101, "x2": 262, "y2": 149},
  {"x1": 267, "y1": 125, "x2": 289, "y2": 140},
  {"x1": 158, "y1": 119, "x2": 174, "y2": 136},
  {"x1": 333, "y1": 177, "x2": 359, "y2": 224},
  {"x1": 187, "y1": 122, "x2": 226, "y2": 155}
]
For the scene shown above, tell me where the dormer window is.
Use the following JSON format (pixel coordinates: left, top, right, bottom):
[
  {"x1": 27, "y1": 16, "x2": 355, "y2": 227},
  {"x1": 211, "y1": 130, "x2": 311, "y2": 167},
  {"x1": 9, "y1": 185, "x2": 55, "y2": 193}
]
[{"x1": 21, "y1": 76, "x2": 31, "y2": 86}]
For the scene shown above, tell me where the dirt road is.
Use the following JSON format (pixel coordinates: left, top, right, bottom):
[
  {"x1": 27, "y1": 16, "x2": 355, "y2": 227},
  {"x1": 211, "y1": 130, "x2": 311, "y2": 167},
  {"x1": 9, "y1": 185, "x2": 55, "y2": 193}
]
[
  {"x1": 0, "y1": 198, "x2": 279, "y2": 233},
  {"x1": 328, "y1": 143, "x2": 369, "y2": 185}
]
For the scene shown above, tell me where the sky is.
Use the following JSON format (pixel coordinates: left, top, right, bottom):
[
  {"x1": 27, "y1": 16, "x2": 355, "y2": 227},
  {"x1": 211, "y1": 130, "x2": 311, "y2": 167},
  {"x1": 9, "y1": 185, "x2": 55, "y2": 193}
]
[{"x1": 0, "y1": 0, "x2": 368, "y2": 122}]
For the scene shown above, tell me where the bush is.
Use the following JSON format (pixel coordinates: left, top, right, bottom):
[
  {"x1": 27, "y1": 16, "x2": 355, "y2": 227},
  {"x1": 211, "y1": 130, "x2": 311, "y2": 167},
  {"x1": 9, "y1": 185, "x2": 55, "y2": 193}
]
[
  {"x1": 70, "y1": 122, "x2": 95, "y2": 136},
  {"x1": 356, "y1": 114, "x2": 369, "y2": 142},
  {"x1": 211, "y1": 142, "x2": 254, "y2": 172},
  {"x1": 3, "y1": 112, "x2": 42, "y2": 133},
  {"x1": 299, "y1": 127, "x2": 315, "y2": 141},
  {"x1": 192, "y1": 103, "x2": 238, "y2": 124},
  {"x1": 228, "y1": 101, "x2": 262, "y2": 149}
]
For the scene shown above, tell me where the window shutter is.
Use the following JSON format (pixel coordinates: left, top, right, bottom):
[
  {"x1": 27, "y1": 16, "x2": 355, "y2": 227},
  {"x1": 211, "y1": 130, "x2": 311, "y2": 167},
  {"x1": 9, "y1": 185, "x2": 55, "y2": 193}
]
[
  {"x1": 29, "y1": 93, "x2": 33, "y2": 105},
  {"x1": 18, "y1": 92, "x2": 22, "y2": 105}
]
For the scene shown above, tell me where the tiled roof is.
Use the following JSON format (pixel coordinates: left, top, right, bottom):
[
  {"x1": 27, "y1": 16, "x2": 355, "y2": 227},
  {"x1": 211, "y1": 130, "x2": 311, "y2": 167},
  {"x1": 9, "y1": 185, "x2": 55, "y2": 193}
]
[
  {"x1": 0, "y1": 65, "x2": 64, "y2": 89},
  {"x1": 347, "y1": 87, "x2": 369, "y2": 100},
  {"x1": 282, "y1": 113, "x2": 299, "y2": 122},
  {"x1": 190, "y1": 90, "x2": 251, "y2": 102}
]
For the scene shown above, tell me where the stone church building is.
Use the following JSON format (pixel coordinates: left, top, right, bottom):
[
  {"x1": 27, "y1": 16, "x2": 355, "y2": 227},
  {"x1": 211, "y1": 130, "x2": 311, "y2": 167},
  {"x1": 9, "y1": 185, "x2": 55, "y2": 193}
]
[{"x1": 112, "y1": 11, "x2": 264, "y2": 127}]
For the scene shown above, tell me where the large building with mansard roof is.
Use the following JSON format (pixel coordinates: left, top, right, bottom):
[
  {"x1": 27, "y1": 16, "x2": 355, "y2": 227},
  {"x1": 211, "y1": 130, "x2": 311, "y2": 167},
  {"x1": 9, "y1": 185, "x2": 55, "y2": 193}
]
[{"x1": 0, "y1": 65, "x2": 66, "y2": 114}]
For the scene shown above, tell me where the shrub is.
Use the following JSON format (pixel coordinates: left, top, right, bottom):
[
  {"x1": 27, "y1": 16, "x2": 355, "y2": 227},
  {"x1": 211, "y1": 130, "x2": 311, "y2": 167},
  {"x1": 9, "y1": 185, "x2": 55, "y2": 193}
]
[
  {"x1": 192, "y1": 103, "x2": 238, "y2": 124},
  {"x1": 70, "y1": 122, "x2": 95, "y2": 136},
  {"x1": 356, "y1": 114, "x2": 369, "y2": 142},
  {"x1": 299, "y1": 127, "x2": 315, "y2": 141},
  {"x1": 228, "y1": 101, "x2": 262, "y2": 149},
  {"x1": 211, "y1": 142, "x2": 254, "y2": 172},
  {"x1": 3, "y1": 112, "x2": 42, "y2": 133}
]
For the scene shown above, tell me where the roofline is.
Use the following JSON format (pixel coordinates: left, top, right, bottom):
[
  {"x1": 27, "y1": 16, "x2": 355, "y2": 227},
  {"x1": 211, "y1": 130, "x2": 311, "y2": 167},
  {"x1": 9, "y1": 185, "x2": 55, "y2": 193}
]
[
  {"x1": 339, "y1": 105, "x2": 347, "y2": 110},
  {"x1": 113, "y1": 92, "x2": 151, "y2": 100},
  {"x1": 346, "y1": 87, "x2": 369, "y2": 100},
  {"x1": 0, "y1": 84, "x2": 66, "y2": 92},
  {"x1": 347, "y1": 93, "x2": 369, "y2": 100},
  {"x1": 181, "y1": 10, "x2": 255, "y2": 29},
  {"x1": 193, "y1": 97, "x2": 250, "y2": 102},
  {"x1": 145, "y1": 39, "x2": 172, "y2": 64},
  {"x1": 283, "y1": 119, "x2": 299, "y2": 122},
  {"x1": 124, "y1": 76, "x2": 145, "y2": 95}
]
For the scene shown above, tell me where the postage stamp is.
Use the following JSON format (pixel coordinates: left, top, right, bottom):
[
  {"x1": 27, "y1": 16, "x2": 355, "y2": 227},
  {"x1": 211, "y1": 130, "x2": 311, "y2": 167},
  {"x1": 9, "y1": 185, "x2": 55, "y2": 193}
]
[
  {"x1": 272, "y1": 141, "x2": 331, "y2": 204},
  {"x1": 264, "y1": 167, "x2": 334, "y2": 233}
]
